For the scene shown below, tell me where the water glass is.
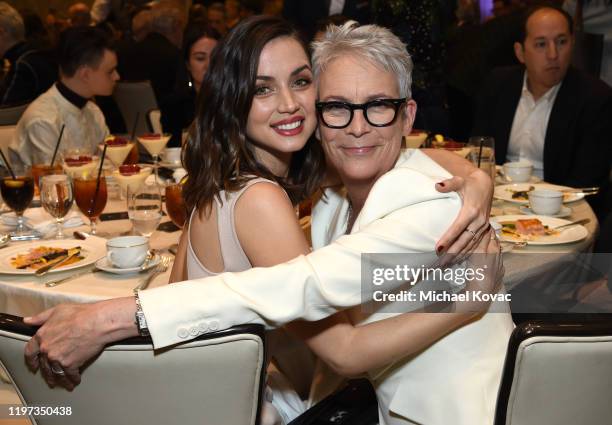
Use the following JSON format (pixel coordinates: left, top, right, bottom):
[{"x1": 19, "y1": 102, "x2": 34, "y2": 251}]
[
  {"x1": 40, "y1": 174, "x2": 74, "y2": 239},
  {"x1": 467, "y1": 136, "x2": 496, "y2": 181},
  {"x1": 128, "y1": 181, "x2": 162, "y2": 237}
]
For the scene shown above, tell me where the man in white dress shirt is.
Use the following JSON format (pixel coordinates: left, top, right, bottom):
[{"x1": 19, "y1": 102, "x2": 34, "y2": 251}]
[
  {"x1": 9, "y1": 26, "x2": 118, "y2": 166},
  {"x1": 473, "y1": 4, "x2": 612, "y2": 217}
]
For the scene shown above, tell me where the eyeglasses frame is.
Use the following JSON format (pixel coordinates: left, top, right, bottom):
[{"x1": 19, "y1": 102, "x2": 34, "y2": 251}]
[{"x1": 315, "y1": 98, "x2": 408, "y2": 129}]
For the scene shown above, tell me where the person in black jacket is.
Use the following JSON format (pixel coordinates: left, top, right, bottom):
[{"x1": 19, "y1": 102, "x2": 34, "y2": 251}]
[
  {"x1": 0, "y1": 3, "x2": 57, "y2": 106},
  {"x1": 473, "y1": 4, "x2": 612, "y2": 219}
]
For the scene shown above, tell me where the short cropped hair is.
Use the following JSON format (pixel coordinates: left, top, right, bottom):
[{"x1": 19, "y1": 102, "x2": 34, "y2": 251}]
[
  {"x1": 312, "y1": 22, "x2": 413, "y2": 99},
  {"x1": 519, "y1": 3, "x2": 574, "y2": 43},
  {"x1": 57, "y1": 26, "x2": 113, "y2": 77},
  {"x1": 0, "y1": 2, "x2": 25, "y2": 42}
]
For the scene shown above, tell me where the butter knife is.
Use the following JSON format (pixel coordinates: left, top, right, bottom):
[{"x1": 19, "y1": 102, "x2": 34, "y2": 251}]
[
  {"x1": 36, "y1": 249, "x2": 80, "y2": 276},
  {"x1": 552, "y1": 218, "x2": 590, "y2": 231},
  {"x1": 45, "y1": 267, "x2": 101, "y2": 287}
]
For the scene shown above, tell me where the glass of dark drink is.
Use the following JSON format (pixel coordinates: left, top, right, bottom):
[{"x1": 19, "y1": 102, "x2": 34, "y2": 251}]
[
  {"x1": 40, "y1": 174, "x2": 74, "y2": 239},
  {"x1": 165, "y1": 183, "x2": 186, "y2": 228},
  {"x1": 0, "y1": 166, "x2": 35, "y2": 237},
  {"x1": 74, "y1": 172, "x2": 107, "y2": 235}
]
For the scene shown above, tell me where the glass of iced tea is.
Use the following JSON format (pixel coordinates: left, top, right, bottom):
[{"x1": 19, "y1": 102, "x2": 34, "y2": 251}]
[
  {"x1": 0, "y1": 166, "x2": 35, "y2": 237},
  {"x1": 165, "y1": 183, "x2": 186, "y2": 228},
  {"x1": 40, "y1": 174, "x2": 74, "y2": 239},
  {"x1": 31, "y1": 163, "x2": 63, "y2": 196},
  {"x1": 74, "y1": 172, "x2": 107, "y2": 235}
]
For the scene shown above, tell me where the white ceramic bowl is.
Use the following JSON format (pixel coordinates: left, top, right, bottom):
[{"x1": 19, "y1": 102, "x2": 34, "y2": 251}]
[
  {"x1": 503, "y1": 161, "x2": 533, "y2": 183},
  {"x1": 528, "y1": 189, "x2": 563, "y2": 215}
]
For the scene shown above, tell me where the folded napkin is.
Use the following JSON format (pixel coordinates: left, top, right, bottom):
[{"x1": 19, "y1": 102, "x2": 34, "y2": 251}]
[{"x1": 1, "y1": 208, "x2": 84, "y2": 234}]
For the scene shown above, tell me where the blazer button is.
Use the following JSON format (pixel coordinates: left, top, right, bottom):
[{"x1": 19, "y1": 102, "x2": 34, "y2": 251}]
[
  {"x1": 198, "y1": 322, "x2": 208, "y2": 333},
  {"x1": 189, "y1": 326, "x2": 199, "y2": 336},
  {"x1": 177, "y1": 328, "x2": 189, "y2": 338},
  {"x1": 209, "y1": 320, "x2": 220, "y2": 331}
]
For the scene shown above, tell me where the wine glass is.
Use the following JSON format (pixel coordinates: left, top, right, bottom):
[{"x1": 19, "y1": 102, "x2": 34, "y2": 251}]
[
  {"x1": 0, "y1": 166, "x2": 35, "y2": 237},
  {"x1": 74, "y1": 171, "x2": 107, "y2": 235},
  {"x1": 40, "y1": 174, "x2": 74, "y2": 239},
  {"x1": 467, "y1": 136, "x2": 496, "y2": 181},
  {"x1": 164, "y1": 183, "x2": 186, "y2": 228},
  {"x1": 128, "y1": 181, "x2": 162, "y2": 237}
]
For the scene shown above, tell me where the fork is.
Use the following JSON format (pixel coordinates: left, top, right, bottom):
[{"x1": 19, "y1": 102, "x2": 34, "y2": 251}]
[{"x1": 133, "y1": 256, "x2": 172, "y2": 291}]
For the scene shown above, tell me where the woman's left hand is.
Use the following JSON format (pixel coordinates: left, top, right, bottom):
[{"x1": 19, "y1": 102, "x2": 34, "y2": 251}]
[{"x1": 434, "y1": 168, "x2": 493, "y2": 260}]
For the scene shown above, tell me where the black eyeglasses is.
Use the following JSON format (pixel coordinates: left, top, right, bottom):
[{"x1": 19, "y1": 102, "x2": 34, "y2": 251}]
[{"x1": 315, "y1": 98, "x2": 407, "y2": 129}]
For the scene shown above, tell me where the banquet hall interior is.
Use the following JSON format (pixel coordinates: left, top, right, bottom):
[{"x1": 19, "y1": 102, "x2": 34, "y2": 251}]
[{"x1": 0, "y1": 0, "x2": 611, "y2": 424}]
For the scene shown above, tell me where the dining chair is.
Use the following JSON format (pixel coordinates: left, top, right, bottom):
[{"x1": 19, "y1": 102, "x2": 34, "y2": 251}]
[
  {"x1": 495, "y1": 319, "x2": 612, "y2": 425},
  {"x1": 147, "y1": 109, "x2": 163, "y2": 135},
  {"x1": 0, "y1": 313, "x2": 266, "y2": 425},
  {"x1": 0, "y1": 103, "x2": 28, "y2": 126},
  {"x1": 112, "y1": 81, "x2": 159, "y2": 136},
  {"x1": 0, "y1": 125, "x2": 16, "y2": 163}
]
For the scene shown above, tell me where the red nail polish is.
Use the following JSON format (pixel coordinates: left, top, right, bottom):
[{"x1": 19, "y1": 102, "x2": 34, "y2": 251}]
[
  {"x1": 437, "y1": 182, "x2": 445, "y2": 187},
  {"x1": 437, "y1": 245, "x2": 444, "y2": 254}
]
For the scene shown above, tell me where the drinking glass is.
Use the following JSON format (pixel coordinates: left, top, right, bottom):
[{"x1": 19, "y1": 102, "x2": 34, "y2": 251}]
[
  {"x1": 164, "y1": 183, "x2": 186, "y2": 228},
  {"x1": 0, "y1": 166, "x2": 35, "y2": 237},
  {"x1": 128, "y1": 181, "x2": 162, "y2": 237},
  {"x1": 31, "y1": 163, "x2": 63, "y2": 196},
  {"x1": 467, "y1": 136, "x2": 496, "y2": 181},
  {"x1": 74, "y1": 172, "x2": 107, "y2": 235},
  {"x1": 40, "y1": 174, "x2": 74, "y2": 239}
]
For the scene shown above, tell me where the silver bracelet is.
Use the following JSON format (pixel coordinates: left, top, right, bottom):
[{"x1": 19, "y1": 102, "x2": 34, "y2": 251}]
[{"x1": 133, "y1": 291, "x2": 150, "y2": 337}]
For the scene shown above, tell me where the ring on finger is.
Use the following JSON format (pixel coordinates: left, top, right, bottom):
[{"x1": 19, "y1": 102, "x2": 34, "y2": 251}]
[
  {"x1": 464, "y1": 228, "x2": 477, "y2": 239},
  {"x1": 50, "y1": 363, "x2": 65, "y2": 376}
]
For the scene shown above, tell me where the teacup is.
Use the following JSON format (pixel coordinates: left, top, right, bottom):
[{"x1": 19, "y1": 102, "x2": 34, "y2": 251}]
[
  {"x1": 161, "y1": 147, "x2": 182, "y2": 164},
  {"x1": 528, "y1": 189, "x2": 563, "y2": 215},
  {"x1": 106, "y1": 236, "x2": 149, "y2": 269},
  {"x1": 503, "y1": 161, "x2": 533, "y2": 183}
]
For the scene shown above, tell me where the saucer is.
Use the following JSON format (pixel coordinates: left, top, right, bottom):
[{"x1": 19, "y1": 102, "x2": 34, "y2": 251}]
[
  {"x1": 95, "y1": 255, "x2": 161, "y2": 275},
  {"x1": 519, "y1": 205, "x2": 572, "y2": 218},
  {"x1": 159, "y1": 161, "x2": 182, "y2": 169}
]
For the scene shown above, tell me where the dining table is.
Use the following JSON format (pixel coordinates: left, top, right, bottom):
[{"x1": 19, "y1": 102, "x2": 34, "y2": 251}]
[
  {"x1": 0, "y1": 198, "x2": 180, "y2": 318},
  {"x1": 0, "y1": 180, "x2": 601, "y2": 318}
]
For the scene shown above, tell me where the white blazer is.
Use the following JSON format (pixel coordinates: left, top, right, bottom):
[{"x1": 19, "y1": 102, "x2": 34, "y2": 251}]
[{"x1": 139, "y1": 150, "x2": 513, "y2": 425}]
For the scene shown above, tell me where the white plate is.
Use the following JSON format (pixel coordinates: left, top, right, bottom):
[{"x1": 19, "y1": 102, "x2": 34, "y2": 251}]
[
  {"x1": 519, "y1": 205, "x2": 572, "y2": 218},
  {"x1": 95, "y1": 255, "x2": 161, "y2": 275},
  {"x1": 494, "y1": 183, "x2": 585, "y2": 205},
  {"x1": 492, "y1": 215, "x2": 588, "y2": 245},
  {"x1": 0, "y1": 237, "x2": 106, "y2": 275},
  {"x1": 159, "y1": 161, "x2": 182, "y2": 169}
]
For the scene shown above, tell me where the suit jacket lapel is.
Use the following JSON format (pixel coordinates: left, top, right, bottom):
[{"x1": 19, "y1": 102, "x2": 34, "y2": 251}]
[{"x1": 543, "y1": 69, "x2": 576, "y2": 182}]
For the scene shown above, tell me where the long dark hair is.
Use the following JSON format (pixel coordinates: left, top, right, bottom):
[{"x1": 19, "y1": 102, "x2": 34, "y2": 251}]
[{"x1": 183, "y1": 15, "x2": 325, "y2": 213}]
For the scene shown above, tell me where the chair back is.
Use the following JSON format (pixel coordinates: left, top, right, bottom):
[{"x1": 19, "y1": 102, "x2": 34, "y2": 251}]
[
  {"x1": 0, "y1": 125, "x2": 16, "y2": 163},
  {"x1": 0, "y1": 103, "x2": 28, "y2": 126},
  {"x1": 112, "y1": 81, "x2": 158, "y2": 136},
  {"x1": 495, "y1": 319, "x2": 612, "y2": 425},
  {"x1": 147, "y1": 109, "x2": 163, "y2": 134},
  {"x1": 0, "y1": 313, "x2": 266, "y2": 425}
]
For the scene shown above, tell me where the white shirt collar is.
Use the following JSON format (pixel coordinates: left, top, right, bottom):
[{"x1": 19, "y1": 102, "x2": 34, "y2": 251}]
[{"x1": 521, "y1": 72, "x2": 561, "y2": 103}]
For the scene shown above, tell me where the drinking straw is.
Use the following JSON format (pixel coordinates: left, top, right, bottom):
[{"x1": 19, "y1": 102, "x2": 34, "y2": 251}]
[
  {"x1": 477, "y1": 138, "x2": 484, "y2": 168},
  {"x1": 0, "y1": 150, "x2": 16, "y2": 179},
  {"x1": 130, "y1": 112, "x2": 140, "y2": 141},
  {"x1": 90, "y1": 143, "x2": 108, "y2": 215},
  {"x1": 50, "y1": 124, "x2": 66, "y2": 167}
]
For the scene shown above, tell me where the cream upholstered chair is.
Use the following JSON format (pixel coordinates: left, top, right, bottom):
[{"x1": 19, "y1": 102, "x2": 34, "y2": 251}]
[
  {"x1": 112, "y1": 81, "x2": 159, "y2": 136},
  {"x1": 0, "y1": 313, "x2": 266, "y2": 425},
  {"x1": 0, "y1": 103, "x2": 28, "y2": 126},
  {"x1": 0, "y1": 125, "x2": 16, "y2": 163},
  {"x1": 495, "y1": 319, "x2": 612, "y2": 425},
  {"x1": 147, "y1": 109, "x2": 163, "y2": 135}
]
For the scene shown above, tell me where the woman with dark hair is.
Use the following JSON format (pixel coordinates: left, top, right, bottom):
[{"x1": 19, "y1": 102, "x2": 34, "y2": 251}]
[{"x1": 162, "y1": 21, "x2": 221, "y2": 146}]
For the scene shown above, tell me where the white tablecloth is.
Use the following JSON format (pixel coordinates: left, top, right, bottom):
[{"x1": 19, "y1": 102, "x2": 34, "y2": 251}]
[{"x1": 0, "y1": 199, "x2": 180, "y2": 317}]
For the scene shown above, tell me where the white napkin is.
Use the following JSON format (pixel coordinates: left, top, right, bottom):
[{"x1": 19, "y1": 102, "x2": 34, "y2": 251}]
[{"x1": 1, "y1": 208, "x2": 84, "y2": 234}]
